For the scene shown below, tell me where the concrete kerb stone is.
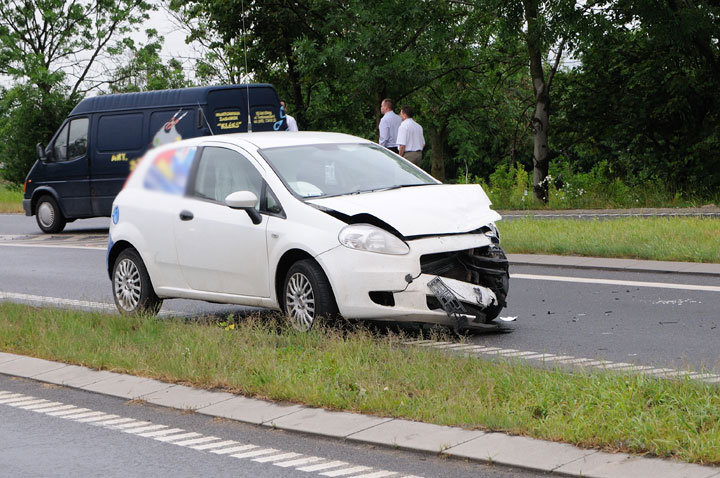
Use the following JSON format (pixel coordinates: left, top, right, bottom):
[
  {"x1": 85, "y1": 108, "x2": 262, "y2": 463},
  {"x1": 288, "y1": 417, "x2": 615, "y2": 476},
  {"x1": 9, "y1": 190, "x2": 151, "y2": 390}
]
[
  {"x1": 0, "y1": 355, "x2": 67, "y2": 378},
  {"x1": 197, "y1": 395, "x2": 304, "y2": 425},
  {"x1": 266, "y1": 407, "x2": 393, "y2": 438},
  {"x1": 507, "y1": 254, "x2": 720, "y2": 276},
  {"x1": 84, "y1": 374, "x2": 174, "y2": 400},
  {"x1": 141, "y1": 384, "x2": 236, "y2": 411},
  {"x1": 33, "y1": 364, "x2": 117, "y2": 388},
  {"x1": 0, "y1": 351, "x2": 21, "y2": 365},
  {"x1": 347, "y1": 418, "x2": 485, "y2": 454},
  {"x1": 556, "y1": 452, "x2": 720, "y2": 478},
  {"x1": 444, "y1": 432, "x2": 597, "y2": 473},
  {"x1": 2, "y1": 351, "x2": 720, "y2": 477}
]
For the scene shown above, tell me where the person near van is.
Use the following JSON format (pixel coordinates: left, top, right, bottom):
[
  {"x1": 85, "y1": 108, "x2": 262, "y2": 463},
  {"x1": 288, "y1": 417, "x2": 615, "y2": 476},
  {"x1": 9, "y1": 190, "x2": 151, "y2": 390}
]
[
  {"x1": 280, "y1": 100, "x2": 298, "y2": 131},
  {"x1": 397, "y1": 106, "x2": 424, "y2": 165},
  {"x1": 378, "y1": 98, "x2": 401, "y2": 153}
]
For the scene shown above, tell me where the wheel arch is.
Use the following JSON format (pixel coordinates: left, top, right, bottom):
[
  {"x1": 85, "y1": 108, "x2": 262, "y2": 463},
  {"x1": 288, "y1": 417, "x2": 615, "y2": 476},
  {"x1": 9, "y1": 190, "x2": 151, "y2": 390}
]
[
  {"x1": 274, "y1": 248, "x2": 320, "y2": 309},
  {"x1": 107, "y1": 240, "x2": 136, "y2": 279},
  {"x1": 31, "y1": 187, "x2": 65, "y2": 217}
]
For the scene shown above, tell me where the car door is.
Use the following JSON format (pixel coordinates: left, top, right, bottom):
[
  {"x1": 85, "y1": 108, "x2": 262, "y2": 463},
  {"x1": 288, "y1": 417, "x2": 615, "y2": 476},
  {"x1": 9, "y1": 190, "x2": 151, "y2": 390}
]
[{"x1": 173, "y1": 145, "x2": 270, "y2": 297}]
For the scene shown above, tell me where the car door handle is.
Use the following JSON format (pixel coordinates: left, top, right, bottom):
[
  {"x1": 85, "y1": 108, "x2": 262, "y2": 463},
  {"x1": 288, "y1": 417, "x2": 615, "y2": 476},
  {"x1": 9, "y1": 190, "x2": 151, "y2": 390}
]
[{"x1": 179, "y1": 210, "x2": 194, "y2": 221}]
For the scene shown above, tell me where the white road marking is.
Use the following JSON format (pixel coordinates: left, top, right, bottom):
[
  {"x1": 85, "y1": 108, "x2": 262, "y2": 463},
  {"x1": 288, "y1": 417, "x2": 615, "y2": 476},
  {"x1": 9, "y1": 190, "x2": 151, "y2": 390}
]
[
  {"x1": 0, "y1": 291, "x2": 115, "y2": 311},
  {"x1": 123, "y1": 424, "x2": 168, "y2": 434},
  {"x1": 321, "y1": 466, "x2": 374, "y2": 477},
  {"x1": 403, "y1": 340, "x2": 720, "y2": 385},
  {"x1": 0, "y1": 242, "x2": 105, "y2": 251},
  {"x1": 253, "y1": 452, "x2": 302, "y2": 463},
  {"x1": 137, "y1": 427, "x2": 185, "y2": 437},
  {"x1": 155, "y1": 432, "x2": 202, "y2": 443},
  {"x1": 351, "y1": 471, "x2": 399, "y2": 478},
  {"x1": 173, "y1": 436, "x2": 220, "y2": 447},
  {"x1": 230, "y1": 448, "x2": 279, "y2": 459},
  {"x1": 296, "y1": 460, "x2": 348, "y2": 471},
  {"x1": 276, "y1": 456, "x2": 327, "y2": 468},
  {"x1": 0, "y1": 390, "x2": 420, "y2": 478},
  {"x1": 511, "y1": 273, "x2": 720, "y2": 292},
  {"x1": 190, "y1": 440, "x2": 239, "y2": 451},
  {"x1": 210, "y1": 444, "x2": 258, "y2": 455}
]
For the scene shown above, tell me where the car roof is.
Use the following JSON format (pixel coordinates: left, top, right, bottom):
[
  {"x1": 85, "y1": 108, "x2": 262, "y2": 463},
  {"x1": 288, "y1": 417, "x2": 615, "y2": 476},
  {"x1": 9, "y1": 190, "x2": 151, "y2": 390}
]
[{"x1": 211, "y1": 131, "x2": 373, "y2": 149}]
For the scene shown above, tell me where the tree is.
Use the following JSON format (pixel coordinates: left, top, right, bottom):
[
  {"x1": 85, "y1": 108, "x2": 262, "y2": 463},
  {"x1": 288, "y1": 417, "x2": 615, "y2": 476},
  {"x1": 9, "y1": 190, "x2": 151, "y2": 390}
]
[
  {"x1": 109, "y1": 30, "x2": 190, "y2": 93},
  {"x1": 0, "y1": 0, "x2": 153, "y2": 183},
  {"x1": 552, "y1": 0, "x2": 720, "y2": 193}
]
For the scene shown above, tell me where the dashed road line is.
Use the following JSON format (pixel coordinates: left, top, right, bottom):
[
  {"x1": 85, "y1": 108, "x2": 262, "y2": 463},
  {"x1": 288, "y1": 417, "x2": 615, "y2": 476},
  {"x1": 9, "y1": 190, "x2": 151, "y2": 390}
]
[
  {"x1": 409, "y1": 340, "x2": 720, "y2": 385},
  {"x1": 511, "y1": 273, "x2": 720, "y2": 293},
  {"x1": 1, "y1": 389, "x2": 421, "y2": 478}
]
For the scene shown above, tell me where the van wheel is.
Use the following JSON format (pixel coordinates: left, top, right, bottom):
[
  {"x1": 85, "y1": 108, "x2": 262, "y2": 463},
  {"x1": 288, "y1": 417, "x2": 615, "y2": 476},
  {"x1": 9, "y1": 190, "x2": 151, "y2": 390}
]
[
  {"x1": 112, "y1": 248, "x2": 162, "y2": 315},
  {"x1": 35, "y1": 195, "x2": 66, "y2": 233},
  {"x1": 282, "y1": 259, "x2": 337, "y2": 331}
]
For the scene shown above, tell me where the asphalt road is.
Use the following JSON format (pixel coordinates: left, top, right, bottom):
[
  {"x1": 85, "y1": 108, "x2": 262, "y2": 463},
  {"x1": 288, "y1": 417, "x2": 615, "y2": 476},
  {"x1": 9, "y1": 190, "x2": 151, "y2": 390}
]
[
  {"x1": 1, "y1": 375, "x2": 542, "y2": 478},
  {"x1": 1, "y1": 213, "x2": 719, "y2": 374}
]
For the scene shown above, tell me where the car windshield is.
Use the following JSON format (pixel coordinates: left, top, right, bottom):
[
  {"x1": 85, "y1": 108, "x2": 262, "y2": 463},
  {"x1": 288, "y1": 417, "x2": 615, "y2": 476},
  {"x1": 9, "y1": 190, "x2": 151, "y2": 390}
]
[{"x1": 260, "y1": 143, "x2": 438, "y2": 198}]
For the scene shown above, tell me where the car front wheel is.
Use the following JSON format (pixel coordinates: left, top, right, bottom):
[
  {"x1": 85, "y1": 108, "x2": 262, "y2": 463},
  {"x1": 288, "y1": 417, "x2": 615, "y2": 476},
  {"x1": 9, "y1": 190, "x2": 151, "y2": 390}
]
[
  {"x1": 282, "y1": 259, "x2": 337, "y2": 331},
  {"x1": 112, "y1": 248, "x2": 162, "y2": 315},
  {"x1": 35, "y1": 195, "x2": 66, "y2": 233}
]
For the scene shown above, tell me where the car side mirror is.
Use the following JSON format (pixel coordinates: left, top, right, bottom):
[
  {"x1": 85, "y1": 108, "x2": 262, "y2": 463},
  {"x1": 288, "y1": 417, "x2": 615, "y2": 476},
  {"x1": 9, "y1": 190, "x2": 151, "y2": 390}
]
[
  {"x1": 36, "y1": 143, "x2": 47, "y2": 161},
  {"x1": 225, "y1": 191, "x2": 262, "y2": 224}
]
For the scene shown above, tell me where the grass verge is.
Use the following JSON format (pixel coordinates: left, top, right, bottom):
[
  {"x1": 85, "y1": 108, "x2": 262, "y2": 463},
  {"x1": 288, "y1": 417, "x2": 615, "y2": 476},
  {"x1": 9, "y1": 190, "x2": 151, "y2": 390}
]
[
  {"x1": 0, "y1": 182, "x2": 23, "y2": 213},
  {"x1": 499, "y1": 216, "x2": 720, "y2": 263},
  {"x1": 1, "y1": 302, "x2": 719, "y2": 464}
]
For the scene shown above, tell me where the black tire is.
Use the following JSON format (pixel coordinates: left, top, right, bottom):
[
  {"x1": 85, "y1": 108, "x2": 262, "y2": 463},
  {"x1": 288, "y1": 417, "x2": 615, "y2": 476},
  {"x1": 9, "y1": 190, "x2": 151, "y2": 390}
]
[
  {"x1": 478, "y1": 270, "x2": 509, "y2": 323},
  {"x1": 282, "y1": 259, "x2": 338, "y2": 331},
  {"x1": 112, "y1": 248, "x2": 162, "y2": 315},
  {"x1": 35, "y1": 195, "x2": 66, "y2": 233}
]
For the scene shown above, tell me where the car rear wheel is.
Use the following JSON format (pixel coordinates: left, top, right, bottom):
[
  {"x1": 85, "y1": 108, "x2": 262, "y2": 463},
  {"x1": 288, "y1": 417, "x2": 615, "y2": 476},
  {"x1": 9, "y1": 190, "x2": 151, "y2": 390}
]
[
  {"x1": 112, "y1": 248, "x2": 162, "y2": 315},
  {"x1": 283, "y1": 259, "x2": 337, "y2": 331},
  {"x1": 35, "y1": 195, "x2": 66, "y2": 233}
]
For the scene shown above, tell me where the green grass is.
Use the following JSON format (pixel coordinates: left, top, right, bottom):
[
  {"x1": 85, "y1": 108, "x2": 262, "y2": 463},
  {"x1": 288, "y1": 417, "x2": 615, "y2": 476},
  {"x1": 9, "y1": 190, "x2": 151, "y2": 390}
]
[
  {"x1": 499, "y1": 217, "x2": 720, "y2": 263},
  {"x1": 1, "y1": 302, "x2": 720, "y2": 464},
  {"x1": 0, "y1": 182, "x2": 23, "y2": 213}
]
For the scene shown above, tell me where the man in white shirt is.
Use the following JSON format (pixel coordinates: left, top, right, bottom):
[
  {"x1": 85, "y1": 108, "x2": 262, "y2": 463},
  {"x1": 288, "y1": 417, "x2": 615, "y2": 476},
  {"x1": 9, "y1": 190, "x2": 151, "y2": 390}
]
[
  {"x1": 378, "y1": 98, "x2": 402, "y2": 153},
  {"x1": 396, "y1": 106, "x2": 424, "y2": 165},
  {"x1": 280, "y1": 100, "x2": 298, "y2": 131}
]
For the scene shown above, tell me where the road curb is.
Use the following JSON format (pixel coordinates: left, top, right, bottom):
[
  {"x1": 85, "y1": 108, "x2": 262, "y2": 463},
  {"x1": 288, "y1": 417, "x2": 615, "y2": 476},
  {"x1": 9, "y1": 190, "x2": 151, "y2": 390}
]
[
  {"x1": 1, "y1": 351, "x2": 718, "y2": 478},
  {"x1": 507, "y1": 254, "x2": 720, "y2": 277}
]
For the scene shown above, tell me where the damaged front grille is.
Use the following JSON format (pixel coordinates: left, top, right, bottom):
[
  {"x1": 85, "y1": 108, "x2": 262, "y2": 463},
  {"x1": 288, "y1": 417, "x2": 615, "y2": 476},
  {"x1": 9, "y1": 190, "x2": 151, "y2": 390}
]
[{"x1": 421, "y1": 245, "x2": 509, "y2": 308}]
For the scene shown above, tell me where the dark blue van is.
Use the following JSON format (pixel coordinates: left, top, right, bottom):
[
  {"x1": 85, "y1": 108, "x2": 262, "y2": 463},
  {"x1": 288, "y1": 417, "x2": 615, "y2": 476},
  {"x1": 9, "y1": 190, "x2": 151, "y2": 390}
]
[{"x1": 23, "y1": 83, "x2": 285, "y2": 233}]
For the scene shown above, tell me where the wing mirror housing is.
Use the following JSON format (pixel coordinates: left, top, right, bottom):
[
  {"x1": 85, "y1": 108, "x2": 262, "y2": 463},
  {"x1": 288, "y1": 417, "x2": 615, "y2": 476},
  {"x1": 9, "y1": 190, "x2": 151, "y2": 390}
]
[
  {"x1": 36, "y1": 143, "x2": 47, "y2": 161},
  {"x1": 225, "y1": 191, "x2": 262, "y2": 224}
]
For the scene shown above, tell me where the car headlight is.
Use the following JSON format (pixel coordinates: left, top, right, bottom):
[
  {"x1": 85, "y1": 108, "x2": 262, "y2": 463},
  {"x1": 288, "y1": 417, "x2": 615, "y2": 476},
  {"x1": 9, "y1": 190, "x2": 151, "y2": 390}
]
[
  {"x1": 338, "y1": 224, "x2": 409, "y2": 255},
  {"x1": 484, "y1": 222, "x2": 500, "y2": 242}
]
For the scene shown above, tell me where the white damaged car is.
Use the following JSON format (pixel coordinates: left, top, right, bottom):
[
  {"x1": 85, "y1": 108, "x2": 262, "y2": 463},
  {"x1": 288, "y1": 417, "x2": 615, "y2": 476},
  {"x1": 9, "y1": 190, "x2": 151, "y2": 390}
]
[{"x1": 107, "y1": 132, "x2": 510, "y2": 331}]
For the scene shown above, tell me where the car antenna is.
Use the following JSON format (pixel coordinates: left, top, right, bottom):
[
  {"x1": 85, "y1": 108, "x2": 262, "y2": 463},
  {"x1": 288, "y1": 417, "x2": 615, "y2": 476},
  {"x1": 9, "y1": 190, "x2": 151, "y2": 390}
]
[
  {"x1": 197, "y1": 101, "x2": 214, "y2": 135},
  {"x1": 241, "y1": 0, "x2": 252, "y2": 133}
]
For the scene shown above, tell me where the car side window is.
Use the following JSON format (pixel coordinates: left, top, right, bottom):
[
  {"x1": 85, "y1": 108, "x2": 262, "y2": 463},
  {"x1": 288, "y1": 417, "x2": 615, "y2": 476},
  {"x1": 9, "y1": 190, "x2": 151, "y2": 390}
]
[{"x1": 192, "y1": 147, "x2": 263, "y2": 207}]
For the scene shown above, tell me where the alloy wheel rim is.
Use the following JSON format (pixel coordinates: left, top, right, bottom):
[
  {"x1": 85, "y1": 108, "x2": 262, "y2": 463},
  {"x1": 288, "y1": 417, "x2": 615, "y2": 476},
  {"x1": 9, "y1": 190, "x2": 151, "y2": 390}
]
[
  {"x1": 286, "y1": 272, "x2": 315, "y2": 331},
  {"x1": 114, "y1": 258, "x2": 141, "y2": 312},
  {"x1": 37, "y1": 202, "x2": 54, "y2": 228}
]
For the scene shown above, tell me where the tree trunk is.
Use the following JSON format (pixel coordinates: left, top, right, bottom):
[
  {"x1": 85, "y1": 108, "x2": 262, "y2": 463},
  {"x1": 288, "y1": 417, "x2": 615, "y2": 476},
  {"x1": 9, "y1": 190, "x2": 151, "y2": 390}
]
[
  {"x1": 523, "y1": 0, "x2": 551, "y2": 203},
  {"x1": 282, "y1": 36, "x2": 305, "y2": 127},
  {"x1": 428, "y1": 122, "x2": 447, "y2": 181}
]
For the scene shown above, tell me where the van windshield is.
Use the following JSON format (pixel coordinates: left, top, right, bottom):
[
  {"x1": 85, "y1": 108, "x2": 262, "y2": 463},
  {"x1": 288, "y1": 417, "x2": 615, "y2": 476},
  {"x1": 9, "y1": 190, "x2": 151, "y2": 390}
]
[{"x1": 260, "y1": 143, "x2": 437, "y2": 198}]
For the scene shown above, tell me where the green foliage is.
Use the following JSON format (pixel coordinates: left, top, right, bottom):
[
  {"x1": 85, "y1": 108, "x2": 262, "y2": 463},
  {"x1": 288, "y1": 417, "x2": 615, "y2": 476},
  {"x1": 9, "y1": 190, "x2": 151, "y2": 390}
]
[
  {"x1": 109, "y1": 30, "x2": 191, "y2": 93},
  {"x1": 0, "y1": 85, "x2": 75, "y2": 184}
]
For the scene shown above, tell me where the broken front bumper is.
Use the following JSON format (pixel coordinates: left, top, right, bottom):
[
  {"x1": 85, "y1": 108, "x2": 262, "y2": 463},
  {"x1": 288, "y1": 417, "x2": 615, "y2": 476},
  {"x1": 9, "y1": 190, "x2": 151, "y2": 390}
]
[{"x1": 315, "y1": 232, "x2": 510, "y2": 328}]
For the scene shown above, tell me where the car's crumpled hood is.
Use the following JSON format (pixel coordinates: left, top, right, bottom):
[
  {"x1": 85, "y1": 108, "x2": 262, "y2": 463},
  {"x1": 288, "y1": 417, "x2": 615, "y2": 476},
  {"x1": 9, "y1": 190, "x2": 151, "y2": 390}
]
[{"x1": 306, "y1": 184, "x2": 501, "y2": 237}]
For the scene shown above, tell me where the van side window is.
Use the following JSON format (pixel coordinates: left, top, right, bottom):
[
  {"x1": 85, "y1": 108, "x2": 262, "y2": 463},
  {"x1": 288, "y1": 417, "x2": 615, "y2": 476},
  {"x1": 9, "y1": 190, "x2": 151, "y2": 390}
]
[
  {"x1": 68, "y1": 118, "x2": 89, "y2": 159},
  {"x1": 53, "y1": 123, "x2": 69, "y2": 162},
  {"x1": 192, "y1": 147, "x2": 263, "y2": 207},
  {"x1": 52, "y1": 118, "x2": 88, "y2": 162}
]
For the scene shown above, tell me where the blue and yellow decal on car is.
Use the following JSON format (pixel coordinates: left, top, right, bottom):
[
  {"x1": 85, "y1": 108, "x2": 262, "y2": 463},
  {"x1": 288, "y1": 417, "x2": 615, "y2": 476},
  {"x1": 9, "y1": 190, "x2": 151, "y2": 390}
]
[{"x1": 143, "y1": 146, "x2": 196, "y2": 195}]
